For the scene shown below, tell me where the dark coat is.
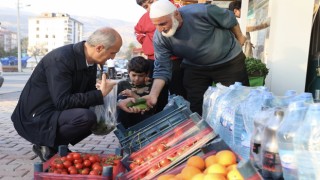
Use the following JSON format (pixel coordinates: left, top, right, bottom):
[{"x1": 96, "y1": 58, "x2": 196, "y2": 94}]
[{"x1": 11, "y1": 41, "x2": 104, "y2": 147}]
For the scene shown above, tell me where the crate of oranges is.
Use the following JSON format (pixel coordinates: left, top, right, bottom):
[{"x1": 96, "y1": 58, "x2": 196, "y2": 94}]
[
  {"x1": 156, "y1": 149, "x2": 244, "y2": 180},
  {"x1": 117, "y1": 116, "x2": 216, "y2": 180}
]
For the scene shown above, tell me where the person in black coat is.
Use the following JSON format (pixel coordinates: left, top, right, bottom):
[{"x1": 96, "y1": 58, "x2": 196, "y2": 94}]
[{"x1": 11, "y1": 27, "x2": 134, "y2": 162}]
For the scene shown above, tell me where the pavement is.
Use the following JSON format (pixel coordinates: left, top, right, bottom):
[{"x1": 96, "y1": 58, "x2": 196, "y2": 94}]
[{"x1": 0, "y1": 70, "x2": 121, "y2": 179}]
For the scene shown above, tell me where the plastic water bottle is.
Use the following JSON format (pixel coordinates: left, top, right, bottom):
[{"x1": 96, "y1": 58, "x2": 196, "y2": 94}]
[
  {"x1": 250, "y1": 92, "x2": 274, "y2": 170},
  {"x1": 294, "y1": 103, "x2": 320, "y2": 180},
  {"x1": 202, "y1": 86, "x2": 216, "y2": 122},
  {"x1": 205, "y1": 83, "x2": 228, "y2": 128},
  {"x1": 276, "y1": 101, "x2": 308, "y2": 180},
  {"x1": 292, "y1": 92, "x2": 314, "y2": 104},
  {"x1": 234, "y1": 89, "x2": 262, "y2": 160},
  {"x1": 216, "y1": 82, "x2": 249, "y2": 148},
  {"x1": 261, "y1": 109, "x2": 285, "y2": 180}
]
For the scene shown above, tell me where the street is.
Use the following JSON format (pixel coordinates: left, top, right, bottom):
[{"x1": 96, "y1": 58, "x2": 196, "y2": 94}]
[{"x1": 0, "y1": 71, "x2": 120, "y2": 179}]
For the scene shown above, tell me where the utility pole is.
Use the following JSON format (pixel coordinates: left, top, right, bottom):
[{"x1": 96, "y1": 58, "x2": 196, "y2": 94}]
[{"x1": 17, "y1": 0, "x2": 22, "y2": 72}]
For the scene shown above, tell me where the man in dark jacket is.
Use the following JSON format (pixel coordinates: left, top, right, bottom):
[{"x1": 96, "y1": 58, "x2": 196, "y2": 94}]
[{"x1": 11, "y1": 27, "x2": 133, "y2": 162}]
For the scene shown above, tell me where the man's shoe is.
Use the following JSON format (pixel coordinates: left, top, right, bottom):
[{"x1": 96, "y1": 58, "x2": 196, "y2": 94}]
[{"x1": 32, "y1": 145, "x2": 56, "y2": 162}]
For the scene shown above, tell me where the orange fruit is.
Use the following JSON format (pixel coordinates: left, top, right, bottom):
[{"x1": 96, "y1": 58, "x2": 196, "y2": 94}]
[
  {"x1": 216, "y1": 150, "x2": 237, "y2": 166},
  {"x1": 206, "y1": 163, "x2": 227, "y2": 175},
  {"x1": 204, "y1": 173, "x2": 227, "y2": 180},
  {"x1": 204, "y1": 155, "x2": 218, "y2": 168},
  {"x1": 174, "y1": 173, "x2": 185, "y2": 180},
  {"x1": 227, "y1": 169, "x2": 244, "y2": 180},
  {"x1": 191, "y1": 173, "x2": 205, "y2": 180},
  {"x1": 226, "y1": 164, "x2": 237, "y2": 173},
  {"x1": 158, "y1": 174, "x2": 176, "y2": 180},
  {"x1": 187, "y1": 156, "x2": 206, "y2": 171},
  {"x1": 181, "y1": 166, "x2": 202, "y2": 180}
]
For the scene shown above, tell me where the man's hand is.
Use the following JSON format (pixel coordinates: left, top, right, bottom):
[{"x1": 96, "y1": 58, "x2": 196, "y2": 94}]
[
  {"x1": 98, "y1": 74, "x2": 117, "y2": 96},
  {"x1": 143, "y1": 94, "x2": 158, "y2": 109}
]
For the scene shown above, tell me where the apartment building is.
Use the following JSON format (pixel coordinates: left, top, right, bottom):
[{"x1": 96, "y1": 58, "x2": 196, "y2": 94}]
[
  {"x1": 28, "y1": 12, "x2": 83, "y2": 55},
  {"x1": 0, "y1": 26, "x2": 17, "y2": 52}
]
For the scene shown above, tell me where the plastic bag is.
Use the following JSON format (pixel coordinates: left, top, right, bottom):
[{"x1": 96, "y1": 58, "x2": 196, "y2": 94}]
[{"x1": 91, "y1": 85, "x2": 118, "y2": 135}]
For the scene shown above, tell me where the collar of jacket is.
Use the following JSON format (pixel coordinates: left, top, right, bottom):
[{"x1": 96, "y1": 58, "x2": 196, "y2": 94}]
[{"x1": 72, "y1": 41, "x2": 97, "y2": 71}]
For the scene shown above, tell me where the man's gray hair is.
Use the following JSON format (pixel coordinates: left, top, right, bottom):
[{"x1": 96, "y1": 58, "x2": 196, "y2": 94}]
[{"x1": 86, "y1": 27, "x2": 118, "y2": 50}]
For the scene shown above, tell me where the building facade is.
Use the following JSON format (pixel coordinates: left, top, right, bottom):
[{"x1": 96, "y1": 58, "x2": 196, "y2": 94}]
[
  {"x1": 0, "y1": 26, "x2": 17, "y2": 53},
  {"x1": 28, "y1": 12, "x2": 83, "y2": 56}
]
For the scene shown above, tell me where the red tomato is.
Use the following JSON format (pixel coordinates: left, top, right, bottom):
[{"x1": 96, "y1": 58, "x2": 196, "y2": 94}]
[
  {"x1": 69, "y1": 169, "x2": 78, "y2": 174},
  {"x1": 129, "y1": 162, "x2": 138, "y2": 170},
  {"x1": 75, "y1": 163, "x2": 83, "y2": 169},
  {"x1": 60, "y1": 156, "x2": 67, "y2": 162},
  {"x1": 157, "y1": 144, "x2": 167, "y2": 153},
  {"x1": 146, "y1": 154, "x2": 153, "y2": 161},
  {"x1": 83, "y1": 159, "x2": 92, "y2": 167},
  {"x1": 55, "y1": 163, "x2": 64, "y2": 169},
  {"x1": 63, "y1": 160, "x2": 72, "y2": 169},
  {"x1": 146, "y1": 165, "x2": 159, "y2": 175},
  {"x1": 92, "y1": 165, "x2": 103, "y2": 173},
  {"x1": 134, "y1": 157, "x2": 144, "y2": 165},
  {"x1": 81, "y1": 168, "x2": 90, "y2": 175},
  {"x1": 50, "y1": 161, "x2": 57, "y2": 169},
  {"x1": 159, "y1": 158, "x2": 171, "y2": 167},
  {"x1": 148, "y1": 146, "x2": 156, "y2": 153},
  {"x1": 66, "y1": 153, "x2": 74, "y2": 161},
  {"x1": 74, "y1": 158, "x2": 83, "y2": 164},
  {"x1": 89, "y1": 155, "x2": 97, "y2": 163},
  {"x1": 89, "y1": 170, "x2": 99, "y2": 175},
  {"x1": 72, "y1": 152, "x2": 81, "y2": 160},
  {"x1": 68, "y1": 166, "x2": 76, "y2": 172}
]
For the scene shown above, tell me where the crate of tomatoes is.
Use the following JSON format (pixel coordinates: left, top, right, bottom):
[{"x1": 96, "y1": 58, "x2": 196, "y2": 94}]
[
  {"x1": 118, "y1": 113, "x2": 217, "y2": 180},
  {"x1": 114, "y1": 95, "x2": 192, "y2": 154},
  {"x1": 34, "y1": 151, "x2": 126, "y2": 180}
]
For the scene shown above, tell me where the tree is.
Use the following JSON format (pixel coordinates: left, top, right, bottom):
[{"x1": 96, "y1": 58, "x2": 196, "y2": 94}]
[{"x1": 125, "y1": 42, "x2": 136, "y2": 60}]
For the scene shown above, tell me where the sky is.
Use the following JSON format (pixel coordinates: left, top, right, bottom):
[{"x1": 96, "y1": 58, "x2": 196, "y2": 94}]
[{"x1": 0, "y1": 0, "x2": 146, "y2": 22}]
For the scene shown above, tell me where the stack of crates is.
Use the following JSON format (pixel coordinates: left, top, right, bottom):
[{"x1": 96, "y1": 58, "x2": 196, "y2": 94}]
[{"x1": 114, "y1": 96, "x2": 192, "y2": 154}]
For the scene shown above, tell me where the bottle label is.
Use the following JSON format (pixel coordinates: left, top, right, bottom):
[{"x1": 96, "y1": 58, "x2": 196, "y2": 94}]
[
  {"x1": 262, "y1": 150, "x2": 282, "y2": 172},
  {"x1": 253, "y1": 143, "x2": 261, "y2": 154},
  {"x1": 278, "y1": 150, "x2": 296, "y2": 169}
]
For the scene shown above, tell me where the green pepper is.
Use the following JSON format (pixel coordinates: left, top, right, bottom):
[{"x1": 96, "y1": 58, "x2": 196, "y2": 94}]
[{"x1": 126, "y1": 98, "x2": 147, "y2": 107}]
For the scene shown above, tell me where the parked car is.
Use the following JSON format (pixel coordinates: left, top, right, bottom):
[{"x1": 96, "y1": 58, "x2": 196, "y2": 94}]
[{"x1": 0, "y1": 61, "x2": 4, "y2": 88}]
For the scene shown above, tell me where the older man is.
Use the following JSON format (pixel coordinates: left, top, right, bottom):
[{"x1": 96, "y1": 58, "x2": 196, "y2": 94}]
[
  {"x1": 11, "y1": 27, "x2": 134, "y2": 162},
  {"x1": 145, "y1": 0, "x2": 249, "y2": 115}
]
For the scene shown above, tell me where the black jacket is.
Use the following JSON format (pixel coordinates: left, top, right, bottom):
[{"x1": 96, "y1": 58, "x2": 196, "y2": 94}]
[{"x1": 11, "y1": 41, "x2": 104, "y2": 147}]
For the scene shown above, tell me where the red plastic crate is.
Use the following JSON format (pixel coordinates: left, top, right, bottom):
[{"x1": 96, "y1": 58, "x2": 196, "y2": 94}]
[{"x1": 34, "y1": 154, "x2": 126, "y2": 180}]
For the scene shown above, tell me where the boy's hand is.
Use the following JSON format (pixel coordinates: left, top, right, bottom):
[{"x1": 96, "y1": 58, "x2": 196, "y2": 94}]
[
  {"x1": 120, "y1": 89, "x2": 139, "y2": 99},
  {"x1": 118, "y1": 98, "x2": 147, "y2": 113}
]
